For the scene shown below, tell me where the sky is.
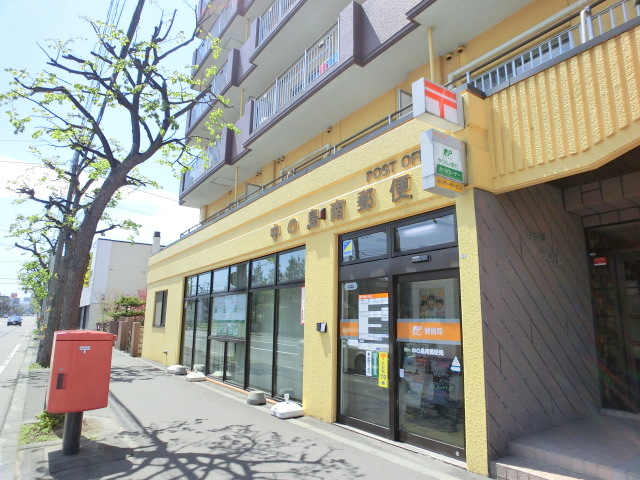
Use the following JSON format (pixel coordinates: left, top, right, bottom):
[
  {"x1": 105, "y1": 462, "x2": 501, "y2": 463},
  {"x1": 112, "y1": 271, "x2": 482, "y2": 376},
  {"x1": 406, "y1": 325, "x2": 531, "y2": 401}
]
[{"x1": 0, "y1": 0, "x2": 201, "y2": 298}]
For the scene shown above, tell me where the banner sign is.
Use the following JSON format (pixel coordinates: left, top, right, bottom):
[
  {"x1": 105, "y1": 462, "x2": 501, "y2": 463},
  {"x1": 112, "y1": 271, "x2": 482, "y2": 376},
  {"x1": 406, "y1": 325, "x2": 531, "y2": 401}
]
[
  {"x1": 421, "y1": 129, "x2": 467, "y2": 198},
  {"x1": 412, "y1": 78, "x2": 464, "y2": 131}
]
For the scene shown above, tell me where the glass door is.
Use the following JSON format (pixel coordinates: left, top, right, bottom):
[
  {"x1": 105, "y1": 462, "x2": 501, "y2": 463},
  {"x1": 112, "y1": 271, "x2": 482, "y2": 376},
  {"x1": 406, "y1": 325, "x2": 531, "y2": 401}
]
[
  {"x1": 396, "y1": 274, "x2": 464, "y2": 458},
  {"x1": 615, "y1": 251, "x2": 640, "y2": 411},
  {"x1": 339, "y1": 277, "x2": 391, "y2": 436}
]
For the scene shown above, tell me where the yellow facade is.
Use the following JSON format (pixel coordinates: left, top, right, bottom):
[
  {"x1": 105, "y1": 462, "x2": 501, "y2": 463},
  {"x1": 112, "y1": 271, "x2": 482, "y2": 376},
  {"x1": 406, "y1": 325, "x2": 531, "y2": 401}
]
[{"x1": 145, "y1": 1, "x2": 640, "y2": 475}]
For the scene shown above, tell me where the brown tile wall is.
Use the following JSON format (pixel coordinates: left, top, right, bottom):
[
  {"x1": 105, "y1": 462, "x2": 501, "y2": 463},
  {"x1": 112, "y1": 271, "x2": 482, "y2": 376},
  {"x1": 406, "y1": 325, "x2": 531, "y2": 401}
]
[{"x1": 474, "y1": 185, "x2": 599, "y2": 459}]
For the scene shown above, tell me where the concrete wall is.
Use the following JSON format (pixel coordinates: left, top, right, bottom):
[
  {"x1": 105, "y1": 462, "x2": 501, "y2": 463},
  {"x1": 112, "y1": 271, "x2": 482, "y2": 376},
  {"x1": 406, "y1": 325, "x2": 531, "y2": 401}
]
[{"x1": 475, "y1": 185, "x2": 599, "y2": 459}]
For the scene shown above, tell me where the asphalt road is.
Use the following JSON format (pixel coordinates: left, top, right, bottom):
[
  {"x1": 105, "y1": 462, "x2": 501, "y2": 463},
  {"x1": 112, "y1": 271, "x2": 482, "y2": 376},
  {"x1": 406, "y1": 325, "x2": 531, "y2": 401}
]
[{"x1": 0, "y1": 316, "x2": 37, "y2": 480}]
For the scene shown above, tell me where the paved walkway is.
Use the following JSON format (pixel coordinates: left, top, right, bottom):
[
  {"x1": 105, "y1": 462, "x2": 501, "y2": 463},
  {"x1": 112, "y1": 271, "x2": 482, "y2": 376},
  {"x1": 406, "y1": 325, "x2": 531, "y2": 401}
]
[{"x1": 7, "y1": 346, "x2": 486, "y2": 480}]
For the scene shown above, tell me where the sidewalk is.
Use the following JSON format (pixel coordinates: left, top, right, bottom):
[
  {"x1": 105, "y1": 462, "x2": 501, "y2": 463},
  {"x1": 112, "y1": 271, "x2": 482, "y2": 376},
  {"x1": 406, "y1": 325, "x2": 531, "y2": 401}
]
[{"x1": 11, "y1": 346, "x2": 487, "y2": 480}]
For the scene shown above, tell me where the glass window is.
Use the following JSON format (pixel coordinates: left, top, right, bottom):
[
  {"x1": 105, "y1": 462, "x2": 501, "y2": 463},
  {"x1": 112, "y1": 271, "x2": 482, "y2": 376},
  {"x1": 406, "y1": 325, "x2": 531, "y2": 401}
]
[
  {"x1": 182, "y1": 298, "x2": 196, "y2": 367},
  {"x1": 342, "y1": 230, "x2": 388, "y2": 263},
  {"x1": 213, "y1": 268, "x2": 229, "y2": 293},
  {"x1": 398, "y1": 89, "x2": 412, "y2": 117},
  {"x1": 193, "y1": 297, "x2": 210, "y2": 369},
  {"x1": 229, "y1": 263, "x2": 248, "y2": 290},
  {"x1": 249, "y1": 289, "x2": 275, "y2": 392},
  {"x1": 197, "y1": 272, "x2": 212, "y2": 295},
  {"x1": 278, "y1": 249, "x2": 306, "y2": 284},
  {"x1": 208, "y1": 339, "x2": 224, "y2": 378},
  {"x1": 211, "y1": 294, "x2": 247, "y2": 339},
  {"x1": 275, "y1": 287, "x2": 304, "y2": 401},
  {"x1": 186, "y1": 276, "x2": 198, "y2": 297},
  {"x1": 251, "y1": 255, "x2": 276, "y2": 287},
  {"x1": 154, "y1": 290, "x2": 167, "y2": 327},
  {"x1": 394, "y1": 214, "x2": 455, "y2": 253}
]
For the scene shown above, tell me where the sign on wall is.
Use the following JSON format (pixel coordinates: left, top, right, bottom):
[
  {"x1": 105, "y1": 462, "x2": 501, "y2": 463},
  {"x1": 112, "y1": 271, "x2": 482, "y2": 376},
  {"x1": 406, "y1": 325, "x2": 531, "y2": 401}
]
[
  {"x1": 412, "y1": 78, "x2": 464, "y2": 131},
  {"x1": 421, "y1": 129, "x2": 467, "y2": 198}
]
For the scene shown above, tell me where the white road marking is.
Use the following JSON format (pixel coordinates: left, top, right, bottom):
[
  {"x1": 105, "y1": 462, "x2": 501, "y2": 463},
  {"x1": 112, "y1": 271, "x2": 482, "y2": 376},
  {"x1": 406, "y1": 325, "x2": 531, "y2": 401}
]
[{"x1": 0, "y1": 344, "x2": 21, "y2": 377}]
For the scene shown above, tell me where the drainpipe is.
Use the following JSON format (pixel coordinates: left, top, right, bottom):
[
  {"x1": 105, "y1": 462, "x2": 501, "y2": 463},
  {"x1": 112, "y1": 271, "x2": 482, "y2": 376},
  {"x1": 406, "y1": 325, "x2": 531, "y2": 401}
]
[
  {"x1": 427, "y1": 27, "x2": 436, "y2": 81},
  {"x1": 580, "y1": 7, "x2": 594, "y2": 44},
  {"x1": 234, "y1": 166, "x2": 239, "y2": 201}
]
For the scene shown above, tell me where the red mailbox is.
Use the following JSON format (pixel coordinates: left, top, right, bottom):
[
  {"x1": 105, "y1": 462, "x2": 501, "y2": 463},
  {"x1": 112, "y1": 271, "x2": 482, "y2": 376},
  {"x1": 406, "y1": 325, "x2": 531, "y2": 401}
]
[{"x1": 46, "y1": 330, "x2": 117, "y2": 413}]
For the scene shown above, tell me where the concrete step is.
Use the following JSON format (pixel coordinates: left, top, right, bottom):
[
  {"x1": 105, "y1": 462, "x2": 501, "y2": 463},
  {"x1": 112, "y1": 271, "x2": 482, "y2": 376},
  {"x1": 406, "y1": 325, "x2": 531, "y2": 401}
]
[
  {"x1": 492, "y1": 456, "x2": 598, "y2": 480},
  {"x1": 508, "y1": 438, "x2": 640, "y2": 480}
]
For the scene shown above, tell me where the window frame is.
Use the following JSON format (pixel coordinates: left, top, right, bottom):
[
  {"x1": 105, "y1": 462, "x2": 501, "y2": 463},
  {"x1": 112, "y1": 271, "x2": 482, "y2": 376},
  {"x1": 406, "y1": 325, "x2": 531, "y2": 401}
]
[{"x1": 154, "y1": 290, "x2": 168, "y2": 327}]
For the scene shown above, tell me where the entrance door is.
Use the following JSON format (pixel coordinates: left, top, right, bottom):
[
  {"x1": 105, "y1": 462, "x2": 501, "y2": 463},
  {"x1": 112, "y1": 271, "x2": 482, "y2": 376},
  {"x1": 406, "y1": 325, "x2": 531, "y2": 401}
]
[
  {"x1": 396, "y1": 274, "x2": 464, "y2": 459},
  {"x1": 615, "y1": 251, "x2": 640, "y2": 411},
  {"x1": 589, "y1": 222, "x2": 640, "y2": 413}
]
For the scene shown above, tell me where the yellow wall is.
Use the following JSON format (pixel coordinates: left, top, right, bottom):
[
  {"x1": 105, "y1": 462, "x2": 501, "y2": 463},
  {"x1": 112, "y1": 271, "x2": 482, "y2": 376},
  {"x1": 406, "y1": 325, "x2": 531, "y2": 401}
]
[
  {"x1": 145, "y1": 3, "x2": 640, "y2": 475},
  {"x1": 486, "y1": 25, "x2": 640, "y2": 193}
]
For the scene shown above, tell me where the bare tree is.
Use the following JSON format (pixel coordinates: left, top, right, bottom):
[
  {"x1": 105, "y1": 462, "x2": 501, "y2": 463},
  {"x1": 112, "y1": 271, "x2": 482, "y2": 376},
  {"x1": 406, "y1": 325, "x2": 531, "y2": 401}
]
[{"x1": 1, "y1": 0, "x2": 232, "y2": 365}]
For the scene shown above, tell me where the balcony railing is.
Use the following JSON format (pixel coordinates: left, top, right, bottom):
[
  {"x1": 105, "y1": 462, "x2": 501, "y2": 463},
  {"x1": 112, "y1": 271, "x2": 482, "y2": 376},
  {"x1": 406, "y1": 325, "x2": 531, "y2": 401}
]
[
  {"x1": 257, "y1": 0, "x2": 302, "y2": 45},
  {"x1": 459, "y1": 0, "x2": 640, "y2": 93},
  {"x1": 253, "y1": 22, "x2": 339, "y2": 131},
  {"x1": 183, "y1": 142, "x2": 225, "y2": 192},
  {"x1": 193, "y1": 0, "x2": 238, "y2": 68},
  {"x1": 198, "y1": 0, "x2": 209, "y2": 17},
  {"x1": 187, "y1": 61, "x2": 230, "y2": 131},
  {"x1": 187, "y1": 92, "x2": 214, "y2": 131},
  {"x1": 179, "y1": 104, "x2": 412, "y2": 239}
]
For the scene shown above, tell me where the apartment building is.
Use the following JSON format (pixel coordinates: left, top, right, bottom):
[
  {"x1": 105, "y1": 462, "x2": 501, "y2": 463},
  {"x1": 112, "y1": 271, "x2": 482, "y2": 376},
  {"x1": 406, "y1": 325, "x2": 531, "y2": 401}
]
[
  {"x1": 142, "y1": 0, "x2": 640, "y2": 476},
  {"x1": 80, "y1": 235, "x2": 161, "y2": 330}
]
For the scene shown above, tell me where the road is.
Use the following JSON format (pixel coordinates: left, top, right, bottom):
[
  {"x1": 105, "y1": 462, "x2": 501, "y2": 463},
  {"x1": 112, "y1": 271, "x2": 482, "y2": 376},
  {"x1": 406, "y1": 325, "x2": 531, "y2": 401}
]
[{"x1": 0, "y1": 316, "x2": 37, "y2": 480}]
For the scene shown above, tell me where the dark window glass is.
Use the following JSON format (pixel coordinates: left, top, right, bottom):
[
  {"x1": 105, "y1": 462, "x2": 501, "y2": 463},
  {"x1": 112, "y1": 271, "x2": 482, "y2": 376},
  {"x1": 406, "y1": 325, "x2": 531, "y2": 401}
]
[
  {"x1": 154, "y1": 290, "x2": 167, "y2": 327},
  {"x1": 213, "y1": 268, "x2": 229, "y2": 293},
  {"x1": 342, "y1": 230, "x2": 387, "y2": 263},
  {"x1": 186, "y1": 276, "x2": 198, "y2": 297},
  {"x1": 278, "y1": 249, "x2": 305, "y2": 284},
  {"x1": 394, "y1": 214, "x2": 455, "y2": 253},
  {"x1": 197, "y1": 272, "x2": 212, "y2": 295},
  {"x1": 251, "y1": 256, "x2": 276, "y2": 287},
  {"x1": 229, "y1": 263, "x2": 248, "y2": 290}
]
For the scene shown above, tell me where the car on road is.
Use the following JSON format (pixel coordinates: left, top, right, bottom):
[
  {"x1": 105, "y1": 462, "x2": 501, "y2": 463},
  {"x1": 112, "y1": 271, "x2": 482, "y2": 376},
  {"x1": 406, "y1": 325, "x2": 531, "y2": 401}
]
[{"x1": 7, "y1": 315, "x2": 22, "y2": 326}]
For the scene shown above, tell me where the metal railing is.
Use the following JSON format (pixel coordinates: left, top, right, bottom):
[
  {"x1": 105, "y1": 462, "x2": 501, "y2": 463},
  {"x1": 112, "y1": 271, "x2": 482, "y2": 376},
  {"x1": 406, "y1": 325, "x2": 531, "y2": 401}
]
[
  {"x1": 454, "y1": 0, "x2": 639, "y2": 93},
  {"x1": 253, "y1": 22, "x2": 339, "y2": 131},
  {"x1": 198, "y1": 0, "x2": 209, "y2": 17},
  {"x1": 187, "y1": 92, "x2": 214, "y2": 131},
  {"x1": 186, "y1": 61, "x2": 230, "y2": 132},
  {"x1": 183, "y1": 142, "x2": 225, "y2": 192},
  {"x1": 193, "y1": 0, "x2": 238, "y2": 68},
  {"x1": 179, "y1": 104, "x2": 412, "y2": 238},
  {"x1": 257, "y1": 0, "x2": 302, "y2": 45}
]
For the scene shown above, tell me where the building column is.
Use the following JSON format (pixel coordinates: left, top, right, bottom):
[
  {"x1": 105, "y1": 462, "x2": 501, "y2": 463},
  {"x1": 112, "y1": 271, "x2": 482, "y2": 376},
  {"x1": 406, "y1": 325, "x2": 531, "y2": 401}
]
[{"x1": 456, "y1": 189, "x2": 489, "y2": 475}]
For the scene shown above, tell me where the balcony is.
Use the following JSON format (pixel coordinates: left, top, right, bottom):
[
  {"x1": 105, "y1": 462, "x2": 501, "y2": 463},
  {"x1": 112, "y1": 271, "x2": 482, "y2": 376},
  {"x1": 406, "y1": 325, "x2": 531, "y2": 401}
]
[
  {"x1": 193, "y1": 0, "x2": 240, "y2": 75},
  {"x1": 450, "y1": 0, "x2": 640, "y2": 94},
  {"x1": 257, "y1": 0, "x2": 302, "y2": 45},
  {"x1": 186, "y1": 61, "x2": 233, "y2": 133},
  {"x1": 253, "y1": 23, "x2": 339, "y2": 131},
  {"x1": 182, "y1": 142, "x2": 226, "y2": 193},
  {"x1": 182, "y1": 0, "x2": 551, "y2": 209}
]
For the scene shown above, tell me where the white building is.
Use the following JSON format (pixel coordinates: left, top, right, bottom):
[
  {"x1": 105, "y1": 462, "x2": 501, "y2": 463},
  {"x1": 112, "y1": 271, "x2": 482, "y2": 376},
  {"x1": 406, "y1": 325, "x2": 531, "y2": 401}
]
[{"x1": 79, "y1": 233, "x2": 161, "y2": 330}]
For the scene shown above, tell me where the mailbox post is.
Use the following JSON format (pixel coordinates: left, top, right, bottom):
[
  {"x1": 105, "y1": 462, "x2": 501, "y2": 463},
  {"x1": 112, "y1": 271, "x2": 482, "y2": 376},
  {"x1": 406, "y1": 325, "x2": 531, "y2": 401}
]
[{"x1": 46, "y1": 330, "x2": 116, "y2": 455}]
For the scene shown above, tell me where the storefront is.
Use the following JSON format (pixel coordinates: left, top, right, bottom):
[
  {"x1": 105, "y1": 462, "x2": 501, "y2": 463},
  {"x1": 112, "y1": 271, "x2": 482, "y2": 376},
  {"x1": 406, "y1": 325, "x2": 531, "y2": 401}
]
[
  {"x1": 181, "y1": 247, "x2": 306, "y2": 401},
  {"x1": 337, "y1": 208, "x2": 465, "y2": 459}
]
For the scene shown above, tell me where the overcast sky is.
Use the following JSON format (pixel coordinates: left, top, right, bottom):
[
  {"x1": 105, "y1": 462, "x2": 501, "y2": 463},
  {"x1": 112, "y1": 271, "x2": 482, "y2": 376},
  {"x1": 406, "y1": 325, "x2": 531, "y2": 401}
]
[{"x1": 0, "y1": 0, "x2": 201, "y2": 298}]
